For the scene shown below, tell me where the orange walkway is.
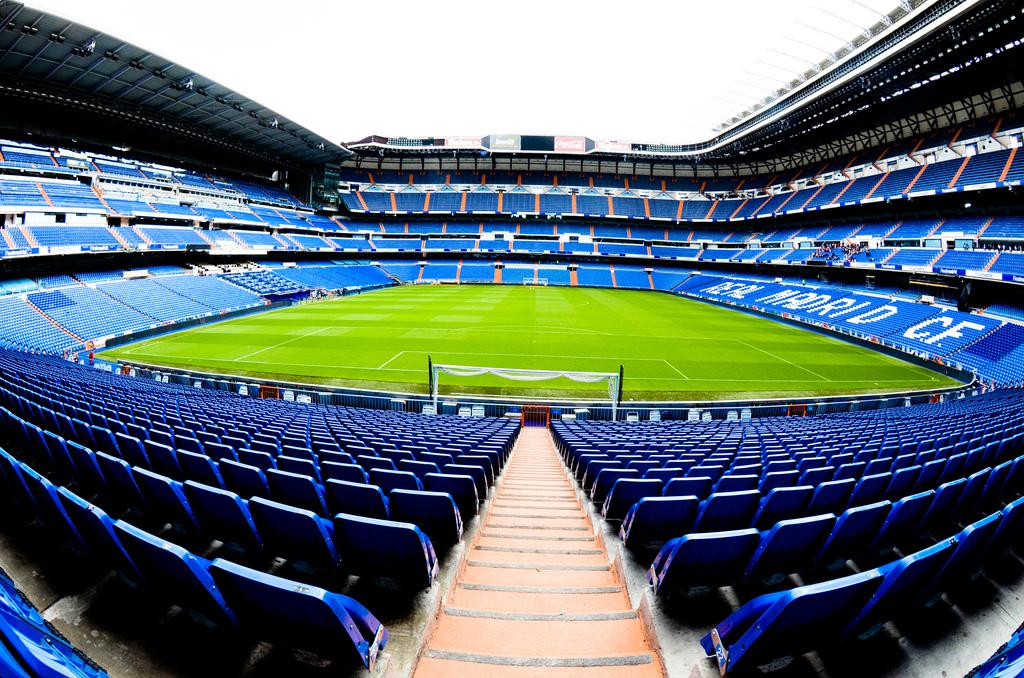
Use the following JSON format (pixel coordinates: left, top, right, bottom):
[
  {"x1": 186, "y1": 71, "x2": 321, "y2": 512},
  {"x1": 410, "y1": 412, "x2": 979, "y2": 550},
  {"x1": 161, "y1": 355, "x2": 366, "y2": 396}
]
[{"x1": 414, "y1": 428, "x2": 662, "y2": 677}]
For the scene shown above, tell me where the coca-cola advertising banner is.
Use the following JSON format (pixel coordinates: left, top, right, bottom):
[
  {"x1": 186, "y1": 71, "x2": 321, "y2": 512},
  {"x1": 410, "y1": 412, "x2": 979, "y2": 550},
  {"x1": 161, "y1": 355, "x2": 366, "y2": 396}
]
[{"x1": 554, "y1": 136, "x2": 586, "y2": 153}]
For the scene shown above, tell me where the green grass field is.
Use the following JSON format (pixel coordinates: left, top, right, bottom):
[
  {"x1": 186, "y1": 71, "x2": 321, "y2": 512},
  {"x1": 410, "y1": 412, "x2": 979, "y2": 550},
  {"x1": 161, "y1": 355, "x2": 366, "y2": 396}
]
[{"x1": 99, "y1": 285, "x2": 959, "y2": 401}]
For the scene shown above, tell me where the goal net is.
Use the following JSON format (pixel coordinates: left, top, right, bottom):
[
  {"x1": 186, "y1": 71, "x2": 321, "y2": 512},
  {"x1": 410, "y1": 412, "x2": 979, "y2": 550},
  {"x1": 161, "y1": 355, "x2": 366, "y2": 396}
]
[
  {"x1": 429, "y1": 362, "x2": 623, "y2": 418},
  {"x1": 522, "y1": 278, "x2": 549, "y2": 286}
]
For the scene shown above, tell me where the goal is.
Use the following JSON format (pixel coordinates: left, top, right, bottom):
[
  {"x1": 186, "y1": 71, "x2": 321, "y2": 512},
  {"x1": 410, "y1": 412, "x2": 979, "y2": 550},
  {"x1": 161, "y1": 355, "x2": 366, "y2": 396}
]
[
  {"x1": 428, "y1": 360, "x2": 624, "y2": 419},
  {"x1": 522, "y1": 278, "x2": 549, "y2": 286}
]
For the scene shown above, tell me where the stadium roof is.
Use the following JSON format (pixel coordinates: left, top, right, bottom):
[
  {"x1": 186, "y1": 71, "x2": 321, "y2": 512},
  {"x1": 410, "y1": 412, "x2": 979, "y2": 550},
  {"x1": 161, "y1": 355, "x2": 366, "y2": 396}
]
[
  {"x1": 0, "y1": 1, "x2": 350, "y2": 171},
  {"x1": 0, "y1": 0, "x2": 1012, "y2": 172},
  {"x1": 16, "y1": 0, "x2": 948, "y2": 149},
  {"x1": 344, "y1": 0, "x2": 1017, "y2": 168}
]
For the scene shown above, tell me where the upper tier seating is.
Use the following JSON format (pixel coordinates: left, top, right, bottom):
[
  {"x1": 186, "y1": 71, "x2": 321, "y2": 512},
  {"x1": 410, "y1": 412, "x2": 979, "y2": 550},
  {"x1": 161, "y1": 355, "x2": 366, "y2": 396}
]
[{"x1": 222, "y1": 270, "x2": 302, "y2": 295}]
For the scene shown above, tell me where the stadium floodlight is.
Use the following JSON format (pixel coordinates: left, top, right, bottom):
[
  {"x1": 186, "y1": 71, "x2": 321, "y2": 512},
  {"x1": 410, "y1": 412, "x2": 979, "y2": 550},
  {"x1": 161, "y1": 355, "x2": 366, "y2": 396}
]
[{"x1": 429, "y1": 362, "x2": 624, "y2": 420}]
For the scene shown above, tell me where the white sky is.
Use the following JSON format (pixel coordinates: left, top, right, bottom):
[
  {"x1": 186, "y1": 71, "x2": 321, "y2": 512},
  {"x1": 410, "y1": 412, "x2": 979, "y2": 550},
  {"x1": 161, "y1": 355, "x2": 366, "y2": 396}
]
[{"x1": 34, "y1": 0, "x2": 899, "y2": 145}]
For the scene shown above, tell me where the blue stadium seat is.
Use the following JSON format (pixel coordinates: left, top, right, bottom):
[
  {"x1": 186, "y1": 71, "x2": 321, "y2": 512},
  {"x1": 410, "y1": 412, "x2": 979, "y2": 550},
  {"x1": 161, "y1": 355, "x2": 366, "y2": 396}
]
[
  {"x1": 94, "y1": 452, "x2": 145, "y2": 513},
  {"x1": 815, "y1": 500, "x2": 891, "y2": 568},
  {"x1": 183, "y1": 481, "x2": 263, "y2": 552},
  {"x1": 178, "y1": 450, "x2": 224, "y2": 489},
  {"x1": 64, "y1": 441, "x2": 106, "y2": 495},
  {"x1": 620, "y1": 496, "x2": 700, "y2": 551},
  {"x1": 19, "y1": 464, "x2": 84, "y2": 549},
  {"x1": 603, "y1": 478, "x2": 663, "y2": 522},
  {"x1": 805, "y1": 478, "x2": 854, "y2": 515},
  {"x1": 922, "y1": 512, "x2": 1001, "y2": 601},
  {"x1": 132, "y1": 468, "x2": 200, "y2": 533},
  {"x1": 277, "y1": 455, "x2": 321, "y2": 483},
  {"x1": 356, "y1": 455, "x2": 396, "y2": 472},
  {"x1": 591, "y1": 468, "x2": 639, "y2": 504},
  {"x1": 700, "y1": 569, "x2": 884, "y2": 674},
  {"x1": 843, "y1": 538, "x2": 956, "y2": 639},
  {"x1": 648, "y1": 529, "x2": 761, "y2": 593},
  {"x1": 397, "y1": 459, "x2": 440, "y2": 479},
  {"x1": 872, "y1": 490, "x2": 935, "y2": 549},
  {"x1": 113, "y1": 520, "x2": 238, "y2": 627},
  {"x1": 743, "y1": 514, "x2": 836, "y2": 583},
  {"x1": 266, "y1": 468, "x2": 329, "y2": 516},
  {"x1": 369, "y1": 468, "x2": 423, "y2": 494},
  {"x1": 442, "y1": 463, "x2": 487, "y2": 499},
  {"x1": 919, "y1": 478, "x2": 966, "y2": 533},
  {"x1": 325, "y1": 479, "x2": 390, "y2": 519},
  {"x1": 752, "y1": 486, "x2": 812, "y2": 529},
  {"x1": 220, "y1": 460, "x2": 270, "y2": 499},
  {"x1": 238, "y1": 449, "x2": 275, "y2": 472},
  {"x1": 715, "y1": 475, "x2": 759, "y2": 493},
  {"x1": 332, "y1": 513, "x2": 438, "y2": 589},
  {"x1": 57, "y1": 487, "x2": 141, "y2": 580},
  {"x1": 663, "y1": 476, "x2": 713, "y2": 499},
  {"x1": 424, "y1": 473, "x2": 478, "y2": 520},
  {"x1": 144, "y1": 440, "x2": 183, "y2": 480},
  {"x1": 208, "y1": 558, "x2": 387, "y2": 669},
  {"x1": 114, "y1": 433, "x2": 150, "y2": 469},
  {"x1": 694, "y1": 490, "x2": 760, "y2": 532},
  {"x1": 248, "y1": 497, "x2": 339, "y2": 570},
  {"x1": 388, "y1": 489, "x2": 463, "y2": 548},
  {"x1": 322, "y1": 462, "x2": 369, "y2": 485},
  {"x1": 847, "y1": 472, "x2": 889, "y2": 508},
  {"x1": 983, "y1": 497, "x2": 1024, "y2": 562}
]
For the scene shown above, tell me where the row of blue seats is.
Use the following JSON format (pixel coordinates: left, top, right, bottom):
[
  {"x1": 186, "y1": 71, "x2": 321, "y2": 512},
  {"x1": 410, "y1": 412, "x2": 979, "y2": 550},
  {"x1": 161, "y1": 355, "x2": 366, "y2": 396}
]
[
  {"x1": 596, "y1": 430, "x2": 1018, "y2": 527},
  {"x1": 1, "y1": 402, "x2": 447, "y2": 585},
  {"x1": 1, "y1": 139, "x2": 306, "y2": 209},
  {"x1": 0, "y1": 448, "x2": 389, "y2": 670},
  {"x1": 0, "y1": 351, "x2": 518, "y2": 588},
  {"x1": 618, "y1": 447, "x2": 1019, "y2": 551},
  {"x1": 643, "y1": 451, "x2": 1023, "y2": 592},
  {"x1": 339, "y1": 154, "x2": 1024, "y2": 219},
  {"x1": 560, "y1": 403, "x2": 1018, "y2": 487},
  {"x1": 699, "y1": 498, "x2": 1024, "y2": 674},
  {"x1": 0, "y1": 396, "x2": 492, "y2": 579},
  {"x1": 554, "y1": 390, "x2": 1021, "y2": 465},
  {"x1": 0, "y1": 351, "x2": 518, "y2": 465}
]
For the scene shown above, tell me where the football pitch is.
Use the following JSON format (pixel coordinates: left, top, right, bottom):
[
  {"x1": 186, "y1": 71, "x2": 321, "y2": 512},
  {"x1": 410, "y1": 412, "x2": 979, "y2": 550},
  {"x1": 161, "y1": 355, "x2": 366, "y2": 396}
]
[{"x1": 99, "y1": 285, "x2": 960, "y2": 401}]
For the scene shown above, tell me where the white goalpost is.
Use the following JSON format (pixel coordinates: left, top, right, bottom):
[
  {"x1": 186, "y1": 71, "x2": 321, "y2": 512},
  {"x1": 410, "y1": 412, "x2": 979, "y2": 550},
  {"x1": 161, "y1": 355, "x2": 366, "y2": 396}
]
[
  {"x1": 522, "y1": 278, "x2": 549, "y2": 286},
  {"x1": 429, "y1": 360, "x2": 623, "y2": 419}
]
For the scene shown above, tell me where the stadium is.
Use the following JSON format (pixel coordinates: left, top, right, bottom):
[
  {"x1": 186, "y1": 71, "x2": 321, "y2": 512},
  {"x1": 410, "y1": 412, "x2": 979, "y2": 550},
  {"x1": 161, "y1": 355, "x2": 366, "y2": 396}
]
[{"x1": 2, "y1": 0, "x2": 1024, "y2": 676}]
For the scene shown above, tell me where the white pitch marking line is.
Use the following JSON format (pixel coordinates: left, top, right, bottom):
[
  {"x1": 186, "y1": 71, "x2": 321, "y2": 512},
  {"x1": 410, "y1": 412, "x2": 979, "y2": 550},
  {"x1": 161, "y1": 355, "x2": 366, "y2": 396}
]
[
  {"x1": 232, "y1": 326, "x2": 332, "y2": 362},
  {"x1": 735, "y1": 339, "x2": 834, "y2": 382},
  {"x1": 377, "y1": 350, "x2": 406, "y2": 369},
  {"x1": 660, "y1": 359, "x2": 690, "y2": 381},
  {"x1": 110, "y1": 352, "x2": 937, "y2": 384}
]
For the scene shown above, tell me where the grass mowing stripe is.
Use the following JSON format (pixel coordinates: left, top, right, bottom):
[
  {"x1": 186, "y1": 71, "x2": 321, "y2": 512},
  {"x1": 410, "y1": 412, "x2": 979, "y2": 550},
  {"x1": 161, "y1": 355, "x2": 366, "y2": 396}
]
[{"x1": 99, "y1": 285, "x2": 960, "y2": 401}]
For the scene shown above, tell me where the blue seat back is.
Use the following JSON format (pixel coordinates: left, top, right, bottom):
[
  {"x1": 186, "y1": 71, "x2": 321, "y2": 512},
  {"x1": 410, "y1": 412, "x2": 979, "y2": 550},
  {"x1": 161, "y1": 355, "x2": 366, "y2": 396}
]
[
  {"x1": 333, "y1": 513, "x2": 438, "y2": 589},
  {"x1": 248, "y1": 496, "x2": 339, "y2": 569},
  {"x1": 389, "y1": 489, "x2": 462, "y2": 548},
  {"x1": 209, "y1": 558, "x2": 387, "y2": 669},
  {"x1": 183, "y1": 481, "x2": 262, "y2": 551},
  {"x1": 325, "y1": 479, "x2": 390, "y2": 520},
  {"x1": 113, "y1": 520, "x2": 237, "y2": 627}
]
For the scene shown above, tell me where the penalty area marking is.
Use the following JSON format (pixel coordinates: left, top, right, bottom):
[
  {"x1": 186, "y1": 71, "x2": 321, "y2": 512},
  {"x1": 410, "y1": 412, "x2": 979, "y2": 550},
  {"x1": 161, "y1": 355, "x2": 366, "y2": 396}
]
[
  {"x1": 377, "y1": 350, "x2": 407, "y2": 369},
  {"x1": 734, "y1": 338, "x2": 834, "y2": 382},
  {"x1": 232, "y1": 326, "x2": 332, "y2": 362},
  {"x1": 660, "y1": 359, "x2": 690, "y2": 380}
]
